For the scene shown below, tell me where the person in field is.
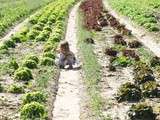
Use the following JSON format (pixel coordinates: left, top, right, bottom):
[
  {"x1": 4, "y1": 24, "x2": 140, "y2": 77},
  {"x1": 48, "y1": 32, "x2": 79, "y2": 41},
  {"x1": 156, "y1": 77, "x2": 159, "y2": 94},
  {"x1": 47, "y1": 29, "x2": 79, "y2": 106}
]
[{"x1": 56, "y1": 41, "x2": 76, "y2": 69}]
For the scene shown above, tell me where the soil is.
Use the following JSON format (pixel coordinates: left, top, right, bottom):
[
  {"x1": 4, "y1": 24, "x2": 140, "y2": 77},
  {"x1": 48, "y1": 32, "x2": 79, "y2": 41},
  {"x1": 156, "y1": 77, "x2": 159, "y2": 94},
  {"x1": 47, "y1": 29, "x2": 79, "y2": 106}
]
[
  {"x1": 92, "y1": 15, "x2": 160, "y2": 120},
  {"x1": 103, "y1": 0, "x2": 160, "y2": 58},
  {"x1": 52, "y1": 2, "x2": 85, "y2": 120},
  {"x1": 0, "y1": 7, "x2": 58, "y2": 120}
]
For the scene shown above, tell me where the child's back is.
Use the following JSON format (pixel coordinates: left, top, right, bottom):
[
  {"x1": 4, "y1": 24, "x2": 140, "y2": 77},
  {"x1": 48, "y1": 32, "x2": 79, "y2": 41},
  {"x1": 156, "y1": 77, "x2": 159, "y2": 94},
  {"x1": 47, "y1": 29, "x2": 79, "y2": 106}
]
[{"x1": 56, "y1": 41, "x2": 76, "y2": 69}]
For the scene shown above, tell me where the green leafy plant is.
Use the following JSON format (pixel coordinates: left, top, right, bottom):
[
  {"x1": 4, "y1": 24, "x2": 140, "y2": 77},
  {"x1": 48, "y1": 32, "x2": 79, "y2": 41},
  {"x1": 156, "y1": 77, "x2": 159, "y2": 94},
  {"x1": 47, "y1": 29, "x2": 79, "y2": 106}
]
[
  {"x1": 32, "y1": 24, "x2": 43, "y2": 31},
  {"x1": 11, "y1": 33, "x2": 26, "y2": 43},
  {"x1": 43, "y1": 52, "x2": 55, "y2": 59},
  {"x1": 112, "y1": 56, "x2": 132, "y2": 67},
  {"x1": 4, "y1": 40, "x2": 16, "y2": 48},
  {"x1": 40, "y1": 57, "x2": 54, "y2": 66},
  {"x1": 43, "y1": 26, "x2": 52, "y2": 32},
  {"x1": 8, "y1": 84, "x2": 24, "y2": 93},
  {"x1": 22, "y1": 91, "x2": 47, "y2": 104},
  {"x1": 14, "y1": 67, "x2": 33, "y2": 81},
  {"x1": 0, "y1": 44, "x2": 9, "y2": 54},
  {"x1": 9, "y1": 59, "x2": 19, "y2": 70},
  {"x1": 20, "y1": 102, "x2": 47, "y2": 120},
  {"x1": 43, "y1": 42, "x2": 58, "y2": 52},
  {"x1": 22, "y1": 59, "x2": 37, "y2": 69},
  {"x1": 26, "y1": 55, "x2": 39, "y2": 64},
  {"x1": 128, "y1": 103, "x2": 156, "y2": 120},
  {"x1": 116, "y1": 82, "x2": 142, "y2": 102},
  {"x1": 27, "y1": 30, "x2": 39, "y2": 40}
]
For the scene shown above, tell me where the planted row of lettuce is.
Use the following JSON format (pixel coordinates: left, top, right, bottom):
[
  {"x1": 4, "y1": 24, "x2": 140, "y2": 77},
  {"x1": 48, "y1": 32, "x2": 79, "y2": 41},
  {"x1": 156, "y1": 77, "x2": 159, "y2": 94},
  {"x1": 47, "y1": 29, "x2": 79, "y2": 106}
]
[
  {"x1": 0, "y1": 0, "x2": 53, "y2": 37},
  {"x1": 108, "y1": 0, "x2": 160, "y2": 32},
  {"x1": 0, "y1": 0, "x2": 76, "y2": 119}
]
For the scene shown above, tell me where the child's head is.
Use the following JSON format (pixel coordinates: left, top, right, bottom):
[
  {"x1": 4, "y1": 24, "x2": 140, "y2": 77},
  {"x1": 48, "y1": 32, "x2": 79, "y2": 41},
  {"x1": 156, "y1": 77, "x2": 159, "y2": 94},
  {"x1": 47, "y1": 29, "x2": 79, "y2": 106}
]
[{"x1": 59, "y1": 41, "x2": 70, "y2": 54}]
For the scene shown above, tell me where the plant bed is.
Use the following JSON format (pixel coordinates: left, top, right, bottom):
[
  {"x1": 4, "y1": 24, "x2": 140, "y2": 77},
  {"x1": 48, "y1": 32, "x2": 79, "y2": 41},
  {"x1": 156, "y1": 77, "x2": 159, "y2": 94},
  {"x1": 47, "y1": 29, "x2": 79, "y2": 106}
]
[
  {"x1": 128, "y1": 103, "x2": 156, "y2": 120},
  {"x1": 116, "y1": 82, "x2": 142, "y2": 102}
]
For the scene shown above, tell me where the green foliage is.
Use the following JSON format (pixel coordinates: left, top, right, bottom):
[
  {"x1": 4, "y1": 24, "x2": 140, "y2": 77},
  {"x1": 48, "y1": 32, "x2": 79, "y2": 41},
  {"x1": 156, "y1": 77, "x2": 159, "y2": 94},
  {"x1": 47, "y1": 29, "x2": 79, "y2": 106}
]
[
  {"x1": 43, "y1": 42, "x2": 58, "y2": 52},
  {"x1": 9, "y1": 59, "x2": 19, "y2": 70},
  {"x1": 40, "y1": 57, "x2": 54, "y2": 66},
  {"x1": 108, "y1": 0, "x2": 160, "y2": 32},
  {"x1": 14, "y1": 67, "x2": 33, "y2": 81},
  {"x1": 26, "y1": 55, "x2": 39, "y2": 64},
  {"x1": 0, "y1": 44, "x2": 9, "y2": 54},
  {"x1": 112, "y1": 44, "x2": 126, "y2": 51},
  {"x1": 27, "y1": 30, "x2": 39, "y2": 40},
  {"x1": 20, "y1": 102, "x2": 47, "y2": 120},
  {"x1": 19, "y1": 27, "x2": 29, "y2": 35},
  {"x1": 8, "y1": 84, "x2": 24, "y2": 93},
  {"x1": 43, "y1": 52, "x2": 55, "y2": 59},
  {"x1": 11, "y1": 33, "x2": 27, "y2": 43},
  {"x1": 32, "y1": 24, "x2": 43, "y2": 31},
  {"x1": 128, "y1": 103, "x2": 156, "y2": 120},
  {"x1": 4, "y1": 40, "x2": 16, "y2": 48},
  {"x1": 141, "y1": 81, "x2": 159, "y2": 98},
  {"x1": 22, "y1": 59, "x2": 37, "y2": 69},
  {"x1": 22, "y1": 91, "x2": 47, "y2": 104},
  {"x1": 0, "y1": 0, "x2": 52, "y2": 37},
  {"x1": 0, "y1": 83, "x2": 4, "y2": 92},
  {"x1": 134, "y1": 61, "x2": 155, "y2": 84},
  {"x1": 48, "y1": 33, "x2": 61, "y2": 43},
  {"x1": 112, "y1": 56, "x2": 132, "y2": 67},
  {"x1": 116, "y1": 82, "x2": 142, "y2": 102},
  {"x1": 43, "y1": 26, "x2": 52, "y2": 32}
]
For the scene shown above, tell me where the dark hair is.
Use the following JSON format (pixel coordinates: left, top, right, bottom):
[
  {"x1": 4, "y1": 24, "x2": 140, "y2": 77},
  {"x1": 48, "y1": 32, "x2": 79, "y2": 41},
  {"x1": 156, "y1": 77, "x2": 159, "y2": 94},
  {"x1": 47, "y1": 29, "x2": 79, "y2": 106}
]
[{"x1": 60, "y1": 41, "x2": 70, "y2": 51}]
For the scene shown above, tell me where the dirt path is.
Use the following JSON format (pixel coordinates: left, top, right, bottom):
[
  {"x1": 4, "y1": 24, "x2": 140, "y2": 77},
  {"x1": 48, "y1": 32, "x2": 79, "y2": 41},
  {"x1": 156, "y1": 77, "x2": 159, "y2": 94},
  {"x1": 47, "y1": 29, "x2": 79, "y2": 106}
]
[
  {"x1": 52, "y1": 2, "x2": 82, "y2": 120},
  {"x1": 103, "y1": 0, "x2": 160, "y2": 58}
]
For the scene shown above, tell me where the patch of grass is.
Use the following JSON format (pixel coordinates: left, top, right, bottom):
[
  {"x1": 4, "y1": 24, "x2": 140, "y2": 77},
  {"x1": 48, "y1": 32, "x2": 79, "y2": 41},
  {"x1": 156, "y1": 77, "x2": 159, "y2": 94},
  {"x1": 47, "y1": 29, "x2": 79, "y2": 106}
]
[
  {"x1": 77, "y1": 11, "x2": 106, "y2": 120},
  {"x1": 34, "y1": 66, "x2": 57, "y2": 90},
  {"x1": 138, "y1": 47, "x2": 153, "y2": 64}
]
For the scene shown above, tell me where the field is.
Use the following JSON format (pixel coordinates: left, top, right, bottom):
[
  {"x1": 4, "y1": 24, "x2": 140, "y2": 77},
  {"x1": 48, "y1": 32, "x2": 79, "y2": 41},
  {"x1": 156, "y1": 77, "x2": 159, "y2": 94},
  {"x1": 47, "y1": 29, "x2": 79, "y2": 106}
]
[
  {"x1": 108, "y1": 0, "x2": 160, "y2": 32},
  {"x1": 1, "y1": 0, "x2": 160, "y2": 120},
  {"x1": 0, "y1": 0, "x2": 52, "y2": 37},
  {"x1": 0, "y1": 0, "x2": 75, "y2": 119}
]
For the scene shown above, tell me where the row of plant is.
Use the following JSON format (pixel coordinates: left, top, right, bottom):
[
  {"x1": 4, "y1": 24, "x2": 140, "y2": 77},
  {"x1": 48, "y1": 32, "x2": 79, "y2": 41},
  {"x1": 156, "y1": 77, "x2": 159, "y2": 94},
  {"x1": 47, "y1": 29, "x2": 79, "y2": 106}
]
[
  {"x1": 0, "y1": 0, "x2": 76, "y2": 119},
  {"x1": 80, "y1": 0, "x2": 104, "y2": 30},
  {"x1": 79, "y1": 0, "x2": 112, "y2": 119},
  {"x1": 102, "y1": 11, "x2": 160, "y2": 120},
  {"x1": 108, "y1": 0, "x2": 160, "y2": 32},
  {"x1": 0, "y1": 0, "x2": 53, "y2": 37}
]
